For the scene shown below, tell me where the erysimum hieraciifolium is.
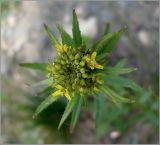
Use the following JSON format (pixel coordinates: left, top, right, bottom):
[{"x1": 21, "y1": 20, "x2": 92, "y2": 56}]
[{"x1": 20, "y1": 9, "x2": 140, "y2": 132}]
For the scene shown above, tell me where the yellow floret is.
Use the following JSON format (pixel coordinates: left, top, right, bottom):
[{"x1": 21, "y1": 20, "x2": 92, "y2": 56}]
[
  {"x1": 52, "y1": 85, "x2": 71, "y2": 101},
  {"x1": 85, "y1": 52, "x2": 104, "y2": 70}
]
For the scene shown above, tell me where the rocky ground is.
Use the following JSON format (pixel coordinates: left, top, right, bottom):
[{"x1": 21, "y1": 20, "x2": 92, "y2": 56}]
[{"x1": 1, "y1": 1, "x2": 159, "y2": 144}]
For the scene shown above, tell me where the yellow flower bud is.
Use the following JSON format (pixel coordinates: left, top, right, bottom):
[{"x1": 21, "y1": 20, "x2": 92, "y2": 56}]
[{"x1": 80, "y1": 61, "x2": 85, "y2": 66}]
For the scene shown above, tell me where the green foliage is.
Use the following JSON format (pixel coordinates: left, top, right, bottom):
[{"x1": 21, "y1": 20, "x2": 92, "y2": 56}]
[
  {"x1": 94, "y1": 27, "x2": 126, "y2": 61},
  {"x1": 82, "y1": 35, "x2": 92, "y2": 44},
  {"x1": 105, "y1": 66, "x2": 136, "y2": 75},
  {"x1": 20, "y1": 9, "x2": 146, "y2": 135},
  {"x1": 95, "y1": 94, "x2": 104, "y2": 126},
  {"x1": 101, "y1": 86, "x2": 134, "y2": 107},
  {"x1": 58, "y1": 96, "x2": 77, "y2": 130},
  {"x1": 70, "y1": 96, "x2": 83, "y2": 132},
  {"x1": 93, "y1": 33, "x2": 113, "y2": 52},
  {"x1": 0, "y1": 0, "x2": 20, "y2": 19},
  {"x1": 19, "y1": 86, "x2": 71, "y2": 143},
  {"x1": 56, "y1": 24, "x2": 74, "y2": 46},
  {"x1": 44, "y1": 24, "x2": 59, "y2": 46},
  {"x1": 30, "y1": 79, "x2": 52, "y2": 87},
  {"x1": 19, "y1": 63, "x2": 47, "y2": 71},
  {"x1": 94, "y1": 88, "x2": 159, "y2": 139},
  {"x1": 105, "y1": 76, "x2": 142, "y2": 92},
  {"x1": 103, "y1": 23, "x2": 110, "y2": 36},
  {"x1": 33, "y1": 94, "x2": 59, "y2": 118},
  {"x1": 72, "y1": 9, "x2": 82, "y2": 47}
]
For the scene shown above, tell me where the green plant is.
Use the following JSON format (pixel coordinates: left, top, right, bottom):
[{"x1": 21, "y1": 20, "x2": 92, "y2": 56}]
[
  {"x1": 20, "y1": 9, "x2": 140, "y2": 134},
  {"x1": 0, "y1": 0, "x2": 20, "y2": 19}
]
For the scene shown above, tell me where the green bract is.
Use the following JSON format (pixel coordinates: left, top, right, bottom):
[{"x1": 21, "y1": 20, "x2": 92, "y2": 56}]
[{"x1": 20, "y1": 9, "x2": 139, "y2": 132}]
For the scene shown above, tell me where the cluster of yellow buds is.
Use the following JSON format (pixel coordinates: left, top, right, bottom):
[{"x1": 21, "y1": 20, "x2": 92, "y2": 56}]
[
  {"x1": 52, "y1": 85, "x2": 71, "y2": 101},
  {"x1": 46, "y1": 44, "x2": 104, "y2": 100}
]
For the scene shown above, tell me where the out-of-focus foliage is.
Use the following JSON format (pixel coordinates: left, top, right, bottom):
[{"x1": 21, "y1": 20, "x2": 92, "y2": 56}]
[
  {"x1": 0, "y1": 0, "x2": 20, "y2": 19},
  {"x1": 1, "y1": 78, "x2": 71, "y2": 143},
  {"x1": 94, "y1": 75, "x2": 159, "y2": 139},
  {"x1": 22, "y1": 87, "x2": 71, "y2": 141}
]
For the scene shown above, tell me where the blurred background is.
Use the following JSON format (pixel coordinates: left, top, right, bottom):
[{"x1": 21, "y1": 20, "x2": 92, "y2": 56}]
[{"x1": 1, "y1": 0, "x2": 159, "y2": 144}]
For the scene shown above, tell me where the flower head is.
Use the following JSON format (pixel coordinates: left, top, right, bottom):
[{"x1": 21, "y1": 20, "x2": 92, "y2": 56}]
[{"x1": 46, "y1": 44, "x2": 104, "y2": 100}]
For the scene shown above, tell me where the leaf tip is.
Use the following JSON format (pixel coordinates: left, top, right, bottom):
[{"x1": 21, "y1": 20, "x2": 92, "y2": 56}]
[
  {"x1": 58, "y1": 124, "x2": 61, "y2": 130},
  {"x1": 118, "y1": 26, "x2": 127, "y2": 34},
  {"x1": 72, "y1": 9, "x2": 78, "y2": 19},
  {"x1": 19, "y1": 63, "x2": 23, "y2": 67},
  {"x1": 56, "y1": 23, "x2": 61, "y2": 31},
  {"x1": 73, "y1": 8, "x2": 76, "y2": 14},
  {"x1": 43, "y1": 23, "x2": 47, "y2": 29}
]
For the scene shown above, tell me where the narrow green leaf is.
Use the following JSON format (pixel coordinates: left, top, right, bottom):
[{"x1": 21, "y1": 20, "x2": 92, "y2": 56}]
[
  {"x1": 58, "y1": 97, "x2": 76, "y2": 129},
  {"x1": 56, "y1": 24, "x2": 74, "y2": 46},
  {"x1": 101, "y1": 86, "x2": 120, "y2": 106},
  {"x1": 96, "y1": 27, "x2": 126, "y2": 60},
  {"x1": 115, "y1": 59, "x2": 127, "y2": 68},
  {"x1": 30, "y1": 79, "x2": 51, "y2": 87},
  {"x1": 105, "y1": 67, "x2": 136, "y2": 75},
  {"x1": 37, "y1": 86, "x2": 53, "y2": 96},
  {"x1": 100, "y1": 59, "x2": 136, "y2": 75},
  {"x1": 106, "y1": 86, "x2": 135, "y2": 103},
  {"x1": 95, "y1": 94, "x2": 105, "y2": 128},
  {"x1": 72, "y1": 9, "x2": 82, "y2": 47},
  {"x1": 82, "y1": 35, "x2": 91, "y2": 44},
  {"x1": 94, "y1": 94, "x2": 110, "y2": 139},
  {"x1": 19, "y1": 63, "x2": 47, "y2": 71},
  {"x1": 33, "y1": 95, "x2": 59, "y2": 118},
  {"x1": 101, "y1": 86, "x2": 134, "y2": 105},
  {"x1": 101, "y1": 27, "x2": 126, "y2": 54},
  {"x1": 104, "y1": 76, "x2": 142, "y2": 92},
  {"x1": 44, "y1": 24, "x2": 59, "y2": 46},
  {"x1": 93, "y1": 33, "x2": 113, "y2": 52},
  {"x1": 70, "y1": 96, "x2": 83, "y2": 133},
  {"x1": 96, "y1": 52, "x2": 110, "y2": 62},
  {"x1": 139, "y1": 90, "x2": 152, "y2": 104}
]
